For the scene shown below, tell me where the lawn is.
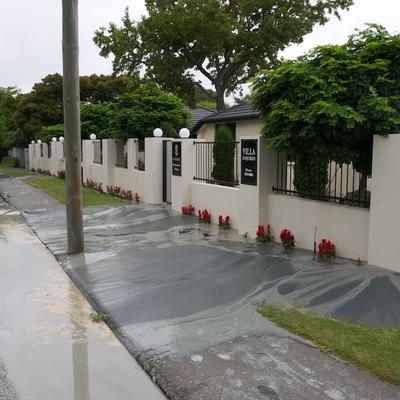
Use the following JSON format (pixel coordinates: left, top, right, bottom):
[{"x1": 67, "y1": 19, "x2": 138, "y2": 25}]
[
  {"x1": 0, "y1": 167, "x2": 36, "y2": 178},
  {"x1": 257, "y1": 306, "x2": 400, "y2": 385},
  {"x1": 24, "y1": 176, "x2": 127, "y2": 207}
]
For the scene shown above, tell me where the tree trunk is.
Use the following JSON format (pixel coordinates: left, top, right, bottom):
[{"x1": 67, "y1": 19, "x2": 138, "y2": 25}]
[{"x1": 215, "y1": 84, "x2": 226, "y2": 111}]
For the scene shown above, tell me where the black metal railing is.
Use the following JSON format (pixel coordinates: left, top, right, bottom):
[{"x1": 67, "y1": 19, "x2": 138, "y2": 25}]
[
  {"x1": 47, "y1": 143, "x2": 52, "y2": 158},
  {"x1": 93, "y1": 140, "x2": 102, "y2": 164},
  {"x1": 193, "y1": 141, "x2": 239, "y2": 187},
  {"x1": 273, "y1": 152, "x2": 370, "y2": 208}
]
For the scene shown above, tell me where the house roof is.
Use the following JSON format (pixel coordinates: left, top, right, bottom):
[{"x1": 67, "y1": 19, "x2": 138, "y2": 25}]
[
  {"x1": 191, "y1": 102, "x2": 260, "y2": 132},
  {"x1": 186, "y1": 106, "x2": 216, "y2": 130}
]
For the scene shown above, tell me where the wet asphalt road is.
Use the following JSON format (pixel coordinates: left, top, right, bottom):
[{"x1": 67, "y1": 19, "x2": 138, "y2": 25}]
[{"x1": 1, "y1": 178, "x2": 399, "y2": 400}]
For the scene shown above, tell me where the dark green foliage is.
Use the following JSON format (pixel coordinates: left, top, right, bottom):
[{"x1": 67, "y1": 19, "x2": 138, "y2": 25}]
[
  {"x1": 110, "y1": 84, "x2": 189, "y2": 141},
  {"x1": 38, "y1": 124, "x2": 64, "y2": 143},
  {"x1": 251, "y1": 25, "x2": 400, "y2": 180},
  {"x1": 94, "y1": 1, "x2": 353, "y2": 110},
  {"x1": 212, "y1": 125, "x2": 235, "y2": 185},
  {"x1": 0, "y1": 87, "x2": 20, "y2": 150},
  {"x1": 293, "y1": 155, "x2": 328, "y2": 195},
  {"x1": 0, "y1": 155, "x2": 19, "y2": 168},
  {"x1": 13, "y1": 73, "x2": 139, "y2": 146},
  {"x1": 80, "y1": 104, "x2": 113, "y2": 139}
]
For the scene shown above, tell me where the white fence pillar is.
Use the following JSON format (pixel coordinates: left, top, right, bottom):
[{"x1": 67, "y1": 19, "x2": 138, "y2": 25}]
[
  {"x1": 144, "y1": 137, "x2": 169, "y2": 204},
  {"x1": 238, "y1": 136, "x2": 277, "y2": 238},
  {"x1": 368, "y1": 134, "x2": 400, "y2": 273},
  {"x1": 171, "y1": 139, "x2": 195, "y2": 212}
]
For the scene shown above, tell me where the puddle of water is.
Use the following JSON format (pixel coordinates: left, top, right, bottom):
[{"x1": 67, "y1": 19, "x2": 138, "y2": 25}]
[{"x1": 0, "y1": 217, "x2": 165, "y2": 400}]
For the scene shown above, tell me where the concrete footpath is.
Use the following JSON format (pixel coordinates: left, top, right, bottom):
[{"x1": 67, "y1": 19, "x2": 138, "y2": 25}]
[
  {"x1": 0, "y1": 196, "x2": 165, "y2": 399},
  {"x1": 1, "y1": 177, "x2": 399, "y2": 400}
]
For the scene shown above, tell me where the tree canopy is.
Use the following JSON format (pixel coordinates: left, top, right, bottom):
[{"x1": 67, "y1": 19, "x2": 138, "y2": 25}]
[
  {"x1": 109, "y1": 84, "x2": 189, "y2": 141},
  {"x1": 251, "y1": 25, "x2": 400, "y2": 181},
  {"x1": 94, "y1": 0, "x2": 353, "y2": 111},
  {"x1": 0, "y1": 86, "x2": 20, "y2": 152},
  {"x1": 11, "y1": 73, "x2": 139, "y2": 146}
]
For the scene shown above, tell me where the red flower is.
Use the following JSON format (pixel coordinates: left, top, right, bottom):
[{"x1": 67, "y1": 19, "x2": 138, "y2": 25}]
[
  {"x1": 256, "y1": 225, "x2": 265, "y2": 238},
  {"x1": 218, "y1": 215, "x2": 223, "y2": 224},
  {"x1": 318, "y1": 239, "x2": 336, "y2": 258}
]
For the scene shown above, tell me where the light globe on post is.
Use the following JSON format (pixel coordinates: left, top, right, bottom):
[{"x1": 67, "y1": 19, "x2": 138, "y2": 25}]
[
  {"x1": 31, "y1": 140, "x2": 35, "y2": 144},
  {"x1": 37, "y1": 139, "x2": 42, "y2": 144},
  {"x1": 52, "y1": 137, "x2": 57, "y2": 142},
  {"x1": 59, "y1": 136, "x2": 65, "y2": 143},
  {"x1": 153, "y1": 128, "x2": 163, "y2": 137},
  {"x1": 179, "y1": 128, "x2": 190, "y2": 139},
  {"x1": 89, "y1": 133, "x2": 97, "y2": 141}
]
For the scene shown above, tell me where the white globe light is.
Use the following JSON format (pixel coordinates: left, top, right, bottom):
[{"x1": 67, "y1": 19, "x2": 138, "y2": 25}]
[
  {"x1": 59, "y1": 136, "x2": 65, "y2": 143},
  {"x1": 37, "y1": 139, "x2": 42, "y2": 144},
  {"x1": 31, "y1": 140, "x2": 35, "y2": 144},
  {"x1": 153, "y1": 128, "x2": 163, "y2": 137},
  {"x1": 52, "y1": 137, "x2": 57, "y2": 142},
  {"x1": 89, "y1": 133, "x2": 97, "y2": 140},
  {"x1": 179, "y1": 128, "x2": 190, "y2": 139}
]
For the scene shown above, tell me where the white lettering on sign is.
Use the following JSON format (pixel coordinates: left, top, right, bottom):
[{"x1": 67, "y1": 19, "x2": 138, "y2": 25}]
[{"x1": 243, "y1": 148, "x2": 256, "y2": 156}]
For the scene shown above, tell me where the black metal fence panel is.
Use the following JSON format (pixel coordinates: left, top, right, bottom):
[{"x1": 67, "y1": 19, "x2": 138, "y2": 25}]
[
  {"x1": 193, "y1": 141, "x2": 239, "y2": 187},
  {"x1": 273, "y1": 152, "x2": 370, "y2": 208}
]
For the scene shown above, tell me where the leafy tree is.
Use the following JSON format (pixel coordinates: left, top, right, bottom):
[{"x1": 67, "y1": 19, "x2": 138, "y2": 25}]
[
  {"x1": 94, "y1": 0, "x2": 353, "y2": 110},
  {"x1": 110, "y1": 84, "x2": 189, "y2": 141},
  {"x1": 212, "y1": 124, "x2": 235, "y2": 185},
  {"x1": 251, "y1": 25, "x2": 400, "y2": 193},
  {"x1": 38, "y1": 124, "x2": 65, "y2": 143},
  {"x1": 80, "y1": 103, "x2": 114, "y2": 139},
  {"x1": 0, "y1": 87, "x2": 20, "y2": 152},
  {"x1": 14, "y1": 73, "x2": 139, "y2": 145}
]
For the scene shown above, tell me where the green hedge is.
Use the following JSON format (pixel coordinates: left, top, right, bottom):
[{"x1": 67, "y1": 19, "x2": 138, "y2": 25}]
[{"x1": 0, "y1": 155, "x2": 20, "y2": 168}]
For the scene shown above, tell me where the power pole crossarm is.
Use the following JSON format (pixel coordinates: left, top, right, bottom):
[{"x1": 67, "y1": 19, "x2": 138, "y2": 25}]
[{"x1": 62, "y1": 0, "x2": 84, "y2": 253}]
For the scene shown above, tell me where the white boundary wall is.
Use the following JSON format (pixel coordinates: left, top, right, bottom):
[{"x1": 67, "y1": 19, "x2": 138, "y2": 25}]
[
  {"x1": 268, "y1": 194, "x2": 370, "y2": 260},
  {"x1": 29, "y1": 133, "x2": 400, "y2": 272},
  {"x1": 82, "y1": 138, "x2": 166, "y2": 204},
  {"x1": 28, "y1": 142, "x2": 65, "y2": 175}
]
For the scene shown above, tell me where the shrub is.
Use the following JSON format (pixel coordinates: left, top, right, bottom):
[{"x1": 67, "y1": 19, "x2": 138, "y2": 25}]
[
  {"x1": 280, "y1": 229, "x2": 296, "y2": 250},
  {"x1": 57, "y1": 170, "x2": 65, "y2": 179},
  {"x1": 134, "y1": 192, "x2": 141, "y2": 202},
  {"x1": 212, "y1": 125, "x2": 235, "y2": 185},
  {"x1": 0, "y1": 156, "x2": 19, "y2": 168}
]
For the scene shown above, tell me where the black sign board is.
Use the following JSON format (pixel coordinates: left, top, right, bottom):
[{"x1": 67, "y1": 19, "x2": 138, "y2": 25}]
[
  {"x1": 241, "y1": 139, "x2": 258, "y2": 185},
  {"x1": 172, "y1": 141, "x2": 182, "y2": 176}
]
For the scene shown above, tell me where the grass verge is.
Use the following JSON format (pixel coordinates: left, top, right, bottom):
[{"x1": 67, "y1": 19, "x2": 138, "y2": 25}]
[
  {"x1": 257, "y1": 306, "x2": 400, "y2": 385},
  {"x1": 24, "y1": 176, "x2": 127, "y2": 207},
  {"x1": 0, "y1": 167, "x2": 36, "y2": 178}
]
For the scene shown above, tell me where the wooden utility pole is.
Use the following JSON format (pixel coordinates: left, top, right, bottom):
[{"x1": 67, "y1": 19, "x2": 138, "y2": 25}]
[{"x1": 62, "y1": 0, "x2": 84, "y2": 253}]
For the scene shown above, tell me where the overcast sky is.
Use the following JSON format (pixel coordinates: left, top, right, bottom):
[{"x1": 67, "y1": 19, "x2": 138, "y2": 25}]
[{"x1": 0, "y1": 0, "x2": 398, "y2": 96}]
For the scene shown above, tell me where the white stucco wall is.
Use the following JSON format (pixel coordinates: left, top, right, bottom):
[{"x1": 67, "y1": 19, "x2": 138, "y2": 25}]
[
  {"x1": 191, "y1": 181, "x2": 240, "y2": 229},
  {"x1": 235, "y1": 119, "x2": 262, "y2": 140},
  {"x1": 368, "y1": 134, "x2": 400, "y2": 272},
  {"x1": 196, "y1": 124, "x2": 214, "y2": 141},
  {"x1": 268, "y1": 194, "x2": 370, "y2": 260}
]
